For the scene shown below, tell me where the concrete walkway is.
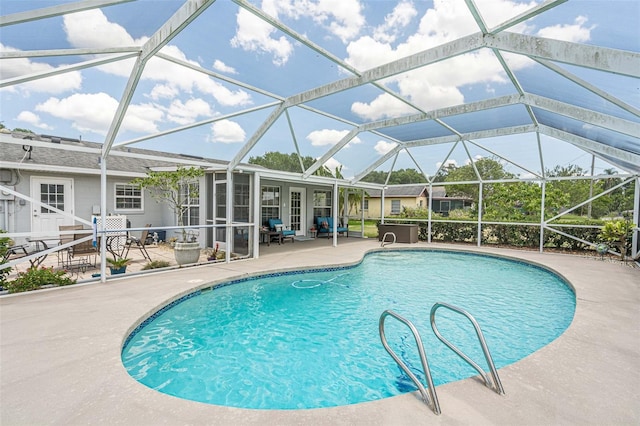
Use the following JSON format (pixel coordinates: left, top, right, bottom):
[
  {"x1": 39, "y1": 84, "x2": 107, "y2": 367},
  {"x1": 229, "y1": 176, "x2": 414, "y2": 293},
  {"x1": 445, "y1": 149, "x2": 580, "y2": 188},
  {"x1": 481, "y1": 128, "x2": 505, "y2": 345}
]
[{"x1": 1, "y1": 240, "x2": 639, "y2": 425}]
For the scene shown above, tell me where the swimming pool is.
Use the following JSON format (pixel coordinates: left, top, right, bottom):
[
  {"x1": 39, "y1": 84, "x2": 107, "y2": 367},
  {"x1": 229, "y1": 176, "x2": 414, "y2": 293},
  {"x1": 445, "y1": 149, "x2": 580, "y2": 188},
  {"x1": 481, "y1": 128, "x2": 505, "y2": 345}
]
[{"x1": 122, "y1": 250, "x2": 575, "y2": 409}]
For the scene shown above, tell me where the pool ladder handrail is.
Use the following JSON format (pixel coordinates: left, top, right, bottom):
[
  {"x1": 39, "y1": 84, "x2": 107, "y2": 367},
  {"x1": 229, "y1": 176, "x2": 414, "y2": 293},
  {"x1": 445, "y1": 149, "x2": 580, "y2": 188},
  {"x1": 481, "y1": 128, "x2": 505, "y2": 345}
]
[
  {"x1": 379, "y1": 309, "x2": 441, "y2": 415},
  {"x1": 381, "y1": 232, "x2": 396, "y2": 247},
  {"x1": 430, "y1": 302, "x2": 505, "y2": 395}
]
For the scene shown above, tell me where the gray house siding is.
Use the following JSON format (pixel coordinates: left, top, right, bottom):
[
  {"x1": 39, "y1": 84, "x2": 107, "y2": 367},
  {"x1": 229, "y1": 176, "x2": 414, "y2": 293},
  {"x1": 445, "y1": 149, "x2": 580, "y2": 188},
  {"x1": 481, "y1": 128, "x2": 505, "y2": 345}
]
[{"x1": 0, "y1": 168, "x2": 166, "y2": 244}]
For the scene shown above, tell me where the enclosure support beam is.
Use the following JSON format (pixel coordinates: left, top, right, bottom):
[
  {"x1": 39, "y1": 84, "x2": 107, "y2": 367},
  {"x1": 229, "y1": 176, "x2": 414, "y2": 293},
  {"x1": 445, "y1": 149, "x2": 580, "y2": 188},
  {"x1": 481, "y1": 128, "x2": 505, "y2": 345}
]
[
  {"x1": 633, "y1": 178, "x2": 640, "y2": 260},
  {"x1": 477, "y1": 182, "x2": 484, "y2": 247},
  {"x1": 540, "y1": 180, "x2": 546, "y2": 253},
  {"x1": 99, "y1": 156, "x2": 107, "y2": 283}
]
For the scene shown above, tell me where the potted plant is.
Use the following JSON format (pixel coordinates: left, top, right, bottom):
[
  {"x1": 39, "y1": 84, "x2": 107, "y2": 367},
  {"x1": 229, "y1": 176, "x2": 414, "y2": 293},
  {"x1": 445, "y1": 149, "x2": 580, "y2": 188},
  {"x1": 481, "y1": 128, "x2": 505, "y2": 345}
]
[
  {"x1": 106, "y1": 257, "x2": 131, "y2": 275},
  {"x1": 130, "y1": 166, "x2": 204, "y2": 265}
]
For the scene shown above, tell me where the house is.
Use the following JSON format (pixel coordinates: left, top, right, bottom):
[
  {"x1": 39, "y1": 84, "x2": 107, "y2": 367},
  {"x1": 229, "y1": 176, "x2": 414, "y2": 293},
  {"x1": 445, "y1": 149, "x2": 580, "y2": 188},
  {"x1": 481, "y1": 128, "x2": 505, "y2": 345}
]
[
  {"x1": 0, "y1": 132, "x2": 366, "y2": 260},
  {"x1": 364, "y1": 185, "x2": 472, "y2": 218}
]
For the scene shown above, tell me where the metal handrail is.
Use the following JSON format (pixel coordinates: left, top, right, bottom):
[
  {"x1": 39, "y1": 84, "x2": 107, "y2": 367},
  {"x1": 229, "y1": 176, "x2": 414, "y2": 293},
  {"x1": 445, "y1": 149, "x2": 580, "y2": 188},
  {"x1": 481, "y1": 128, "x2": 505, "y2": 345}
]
[
  {"x1": 381, "y1": 231, "x2": 396, "y2": 247},
  {"x1": 430, "y1": 302, "x2": 505, "y2": 395},
  {"x1": 379, "y1": 310, "x2": 441, "y2": 415}
]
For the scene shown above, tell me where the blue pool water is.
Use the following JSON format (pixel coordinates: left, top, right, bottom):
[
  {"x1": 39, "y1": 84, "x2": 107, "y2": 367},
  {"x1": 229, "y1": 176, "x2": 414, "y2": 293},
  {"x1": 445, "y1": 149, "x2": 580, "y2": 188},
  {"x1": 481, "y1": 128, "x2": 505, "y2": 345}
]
[{"x1": 122, "y1": 250, "x2": 575, "y2": 409}]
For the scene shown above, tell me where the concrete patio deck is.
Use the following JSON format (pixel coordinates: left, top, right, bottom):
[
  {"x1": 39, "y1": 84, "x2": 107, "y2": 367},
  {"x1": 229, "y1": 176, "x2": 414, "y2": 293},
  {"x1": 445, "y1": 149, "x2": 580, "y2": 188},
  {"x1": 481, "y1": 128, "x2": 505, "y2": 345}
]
[{"x1": 1, "y1": 239, "x2": 639, "y2": 425}]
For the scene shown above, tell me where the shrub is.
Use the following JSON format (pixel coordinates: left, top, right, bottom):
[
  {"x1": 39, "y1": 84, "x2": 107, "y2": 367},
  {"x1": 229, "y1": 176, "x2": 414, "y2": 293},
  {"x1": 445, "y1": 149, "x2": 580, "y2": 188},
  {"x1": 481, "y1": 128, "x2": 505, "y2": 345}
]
[
  {"x1": 599, "y1": 220, "x2": 633, "y2": 259},
  {"x1": 0, "y1": 230, "x2": 13, "y2": 288},
  {"x1": 6, "y1": 266, "x2": 76, "y2": 294},
  {"x1": 142, "y1": 260, "x2": 171, "y2": 270}
]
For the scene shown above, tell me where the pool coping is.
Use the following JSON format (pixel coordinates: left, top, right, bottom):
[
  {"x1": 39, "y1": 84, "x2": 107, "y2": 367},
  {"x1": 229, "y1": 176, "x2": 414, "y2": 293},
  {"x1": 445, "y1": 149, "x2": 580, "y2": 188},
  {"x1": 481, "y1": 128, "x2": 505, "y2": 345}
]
[{"x1": 1, "y1": 240, "x2": 639, "y2": 425}]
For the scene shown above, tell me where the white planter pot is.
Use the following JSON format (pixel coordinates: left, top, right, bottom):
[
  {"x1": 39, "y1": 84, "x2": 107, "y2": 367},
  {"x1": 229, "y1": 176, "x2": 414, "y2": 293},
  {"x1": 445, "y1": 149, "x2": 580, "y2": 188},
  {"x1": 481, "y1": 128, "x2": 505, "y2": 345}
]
[{"x1": 173, "y1": 241, "x2": 201, "y2": 265}]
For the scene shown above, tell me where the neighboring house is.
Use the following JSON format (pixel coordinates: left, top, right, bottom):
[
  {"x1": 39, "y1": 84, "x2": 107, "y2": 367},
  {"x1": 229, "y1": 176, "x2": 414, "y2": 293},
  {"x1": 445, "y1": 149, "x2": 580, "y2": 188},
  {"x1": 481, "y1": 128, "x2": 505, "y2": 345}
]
[
  {"x1": 364, "y1": 185, "x2": 472, "y2": 218},
  {"x1": 0, "y1": 132, "x2": 363, "y2": 257}
]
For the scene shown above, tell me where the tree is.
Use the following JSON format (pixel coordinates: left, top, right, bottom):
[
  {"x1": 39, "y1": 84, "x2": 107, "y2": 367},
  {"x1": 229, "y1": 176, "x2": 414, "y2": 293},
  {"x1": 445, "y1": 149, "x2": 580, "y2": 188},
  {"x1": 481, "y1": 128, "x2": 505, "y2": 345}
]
[
  {"x1": 130, "y1": 166, "x2": 204, "y2": 242},
  {"x1": 445, "y1": 158, "x2": 515, "y2": 210},
  {"x1": 248, "y1": 151, "x2": 333, "y2": 176},
  {"x1": 12, "y1": 128, "x2": 35, "y2": 134},
  {"x1": 362, "y1": 168, "x2": 426, "y2": 184},
  {"x1": 545, "y1": 165, "x2": 591, "y2": 216}
]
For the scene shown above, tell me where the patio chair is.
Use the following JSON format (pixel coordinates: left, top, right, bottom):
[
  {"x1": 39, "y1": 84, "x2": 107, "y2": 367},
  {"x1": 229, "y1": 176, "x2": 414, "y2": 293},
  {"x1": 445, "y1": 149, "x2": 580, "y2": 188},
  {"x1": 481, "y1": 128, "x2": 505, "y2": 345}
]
[
  {"x1": 122, "y1": 224, "x2": 152, "y2": 261},
  {"x1": 58, "y1": 224, "x2": 83, "y2": 267},
  {"x1": 315, "y1": 216, "x2": 348, "y2": 238},
  {"x1": 267, "y1": 219, "x2": 295, "y2": 243},
  {"x1": 65, "y1": 230, "x2": 98, "y2": 273}
]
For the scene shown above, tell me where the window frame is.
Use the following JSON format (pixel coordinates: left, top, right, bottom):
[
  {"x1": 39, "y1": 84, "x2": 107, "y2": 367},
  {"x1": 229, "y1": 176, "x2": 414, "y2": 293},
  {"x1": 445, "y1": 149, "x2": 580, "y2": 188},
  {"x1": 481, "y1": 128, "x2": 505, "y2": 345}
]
[
  {"x1": 261, "y1": 185, "x2": 281, "y2": 225},
  {"x1": 390, "y1": 199, "x2": 401, "y2": 215},
  {"x1": 313, "y1": 190, "x2": 332, "y2": 218},
  {"x1": 179, "y1": 181, "x2": 200, "y2": 227},
  {"x1": 114, "y1": 183, "x2": 143, "y2": 212}
]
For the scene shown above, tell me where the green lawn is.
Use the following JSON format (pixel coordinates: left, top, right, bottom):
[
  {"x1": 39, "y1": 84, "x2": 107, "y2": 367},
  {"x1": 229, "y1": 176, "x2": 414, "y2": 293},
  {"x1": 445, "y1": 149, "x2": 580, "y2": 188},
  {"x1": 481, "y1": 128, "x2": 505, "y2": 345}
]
[{"x1": 348, "y1": 219, "x2": 378, "y2": 238}]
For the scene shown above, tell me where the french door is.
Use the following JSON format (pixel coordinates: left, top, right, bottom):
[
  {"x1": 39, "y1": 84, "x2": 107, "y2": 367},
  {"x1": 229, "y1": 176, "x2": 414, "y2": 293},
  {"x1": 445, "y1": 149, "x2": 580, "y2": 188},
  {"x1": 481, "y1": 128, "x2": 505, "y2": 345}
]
[{"x1": 289, "y1": 187, "x2": 306, "y2": 236}]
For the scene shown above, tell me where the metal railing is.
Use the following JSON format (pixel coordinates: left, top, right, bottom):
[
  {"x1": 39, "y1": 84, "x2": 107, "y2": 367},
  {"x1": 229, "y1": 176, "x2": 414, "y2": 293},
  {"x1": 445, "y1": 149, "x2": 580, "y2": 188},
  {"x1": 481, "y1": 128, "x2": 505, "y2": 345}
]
[
  {"x1": 430, "y1": 302, "x2": 505, "y2": 395},
  {"x1": 380, "y1": 231, "x2": 396, "y2": 247},
  {"x1": 379, "y1": 309, "x2": 441, "y2": 415}
]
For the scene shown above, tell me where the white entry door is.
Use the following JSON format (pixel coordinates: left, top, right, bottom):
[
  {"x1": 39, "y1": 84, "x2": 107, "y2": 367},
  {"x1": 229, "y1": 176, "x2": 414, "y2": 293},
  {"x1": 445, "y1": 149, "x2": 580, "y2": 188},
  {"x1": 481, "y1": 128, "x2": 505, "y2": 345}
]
[
  {"x1": 289, "y1": 187, "x2": 306, "y2": 236},
  {"x1": 31, "y1": 177, "x2": 74, "y2": 238}
]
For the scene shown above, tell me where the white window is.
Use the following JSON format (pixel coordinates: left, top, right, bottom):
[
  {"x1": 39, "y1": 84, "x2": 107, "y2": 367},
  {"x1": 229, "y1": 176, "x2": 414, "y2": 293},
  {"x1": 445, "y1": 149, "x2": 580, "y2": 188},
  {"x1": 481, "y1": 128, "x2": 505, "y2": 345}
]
[
  {"x1": 261, "y1": 185, "x2": 280, "y2": 225},
  {"x1": 391, "y1": 200, "x2": 401, "y2": 214},
  {"x1": 180, "y1": 182, "x2": 200, "y2": 226},
  {"x1": 115, "y1": 183, "x2": 143, "y2": 211},
  {"x1": 313, "y1": 190, "x2": 332, "y2": 218},
  {"x1": 363, "y1": 199, "x2": 369, "y2": 210}
]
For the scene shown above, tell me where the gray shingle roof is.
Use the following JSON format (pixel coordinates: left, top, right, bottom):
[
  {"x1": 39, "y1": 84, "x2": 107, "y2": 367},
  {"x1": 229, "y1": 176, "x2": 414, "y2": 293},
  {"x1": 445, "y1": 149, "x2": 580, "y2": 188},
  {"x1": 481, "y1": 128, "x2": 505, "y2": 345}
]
[{"x1": 1, "y1": 132, "x2": 229, "y2": 175}]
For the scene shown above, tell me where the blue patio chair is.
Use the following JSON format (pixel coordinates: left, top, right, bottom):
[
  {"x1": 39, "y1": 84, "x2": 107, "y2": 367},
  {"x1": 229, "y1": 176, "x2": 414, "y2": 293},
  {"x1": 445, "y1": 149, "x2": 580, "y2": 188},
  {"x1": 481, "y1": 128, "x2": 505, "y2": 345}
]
[
  {"x1": 315, "y1": 216, "x2": 348, "y2": 238},
  {"x1": 267, "y1": 219, "x2": 295, "y2": 243}
]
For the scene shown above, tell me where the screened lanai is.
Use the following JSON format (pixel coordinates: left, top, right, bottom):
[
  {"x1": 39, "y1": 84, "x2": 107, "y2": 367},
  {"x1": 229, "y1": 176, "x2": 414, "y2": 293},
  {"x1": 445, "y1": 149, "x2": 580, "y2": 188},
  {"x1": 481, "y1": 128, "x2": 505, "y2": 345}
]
[{"x1": 1, "y1": 0, "x2": 639, "y2": 278}]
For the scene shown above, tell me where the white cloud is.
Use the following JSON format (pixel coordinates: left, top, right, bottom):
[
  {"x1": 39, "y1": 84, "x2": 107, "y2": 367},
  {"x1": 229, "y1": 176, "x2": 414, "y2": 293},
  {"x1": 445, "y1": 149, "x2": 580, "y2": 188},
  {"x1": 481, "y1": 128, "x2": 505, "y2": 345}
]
[
  {"x1": 231, "y1": 8, "x2": 293, "y2": 66},
  {"x1": 0, "y1": 43, "x2": 83, "y2": 94},
  {"x1": 465, "y1": 154, "x2": 484, "y2": 165},
  {"x1": 262, "y1": 0, "x2": 365, "y2": 42},
  {"x1": 472, "y1": 0, "x2": 537, "y2": 30},
  {"x1": 305, "y1": 0, "x2": 365, "y2": 43},
  {"x1": 351, "y1": 93, "x2": 417, "y2": 120},
  {"x1": 537, "y1": 16, "x2": 594, "y2": 43},
  {"x1": 345, "y1": 0, "x2": 594, "y2": 120},
  {"x1": 213, "y1": 60, "x2": 237, "y2": 74},
  {"x1": 165, "y1": 98, "x2": 213, "y2": 125},
  {"x1": 64, "y1": 9, "x2": 134, "y2": 48},
  {"x1": 374, "y1": 140, "x2": 397, "y2": 155},
  {"x1": 16, "y1": 111, "x2": 53, "y2": 130},
  {"x1": 436, "y1": 159, "x2": 458, "y2": 169},
  {"x1": 35, "y1": 92, "x2": 162, "y2": 135},
  {"x1": 62, "y1": 10, "x2": 252, "y2": 107},
  {"x1": 211, "y1": 120, "x2": 246, "y2": 143},
  {"x1": 149, "y1": 84, "x2": 179, "y2": 101},
  {"x1": 232, "y1": 0, "x2": 365, "y2": 64},
  {"x1": 373, "y1": 0, "x2": 417, "y2": 43},
  {"x1": 322, "y1": 157, "x2": 344, "y2": 175},
  {"x1": 62, "y1": 9, "x2": 139, "y2": 78},
  {"x1": 306, "y1": 129, "x2": 362, "y2": 147}
]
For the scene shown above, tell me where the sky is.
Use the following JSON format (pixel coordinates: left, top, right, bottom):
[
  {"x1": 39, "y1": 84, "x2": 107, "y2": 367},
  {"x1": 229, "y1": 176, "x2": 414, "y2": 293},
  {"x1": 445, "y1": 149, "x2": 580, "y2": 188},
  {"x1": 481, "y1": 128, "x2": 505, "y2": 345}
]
[{"x1": 1, "y1": 0, "x2": 638, "y2": 179}]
